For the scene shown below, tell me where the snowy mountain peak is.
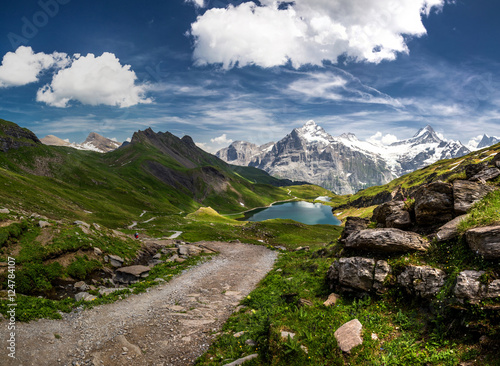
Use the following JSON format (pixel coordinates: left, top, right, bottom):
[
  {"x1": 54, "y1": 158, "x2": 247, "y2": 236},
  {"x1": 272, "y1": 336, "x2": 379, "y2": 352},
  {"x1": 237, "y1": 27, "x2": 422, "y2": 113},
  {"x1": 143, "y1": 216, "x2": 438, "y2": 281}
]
[
  {"x1": 414, "y1": 124, "x2": 436, "y2": 138},
  {"x1": 339, "y1": 132, "x2": 358, "y2": 142},
  {"x1": 295, "y1": 120, "x2": 332, "y2": 145}
]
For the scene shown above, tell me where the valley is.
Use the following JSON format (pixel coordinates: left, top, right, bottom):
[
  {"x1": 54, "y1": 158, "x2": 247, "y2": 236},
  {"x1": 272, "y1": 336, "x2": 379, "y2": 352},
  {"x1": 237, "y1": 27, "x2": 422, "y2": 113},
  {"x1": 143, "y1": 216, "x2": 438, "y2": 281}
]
[{"x1": 1, "y1": 118, "x2": 500, "y2": 365}]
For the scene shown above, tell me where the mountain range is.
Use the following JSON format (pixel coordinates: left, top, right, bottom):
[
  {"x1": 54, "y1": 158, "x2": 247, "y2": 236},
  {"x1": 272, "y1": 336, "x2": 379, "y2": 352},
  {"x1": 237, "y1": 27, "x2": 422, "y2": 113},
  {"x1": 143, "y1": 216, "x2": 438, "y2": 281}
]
[
  {"x1": 40, "y1": 132, "x2": 122, "y2": 153},
  {"x1": 216, "y1": 121, "x2": 474, "y2": 194}
]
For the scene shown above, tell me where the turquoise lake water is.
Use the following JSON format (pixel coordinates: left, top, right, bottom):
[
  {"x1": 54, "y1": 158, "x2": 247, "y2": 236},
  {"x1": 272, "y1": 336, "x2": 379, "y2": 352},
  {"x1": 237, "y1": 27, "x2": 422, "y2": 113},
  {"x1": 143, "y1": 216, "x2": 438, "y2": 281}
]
[{"x1": 240, "y1": 201, "x2": 341, "y2": 226}]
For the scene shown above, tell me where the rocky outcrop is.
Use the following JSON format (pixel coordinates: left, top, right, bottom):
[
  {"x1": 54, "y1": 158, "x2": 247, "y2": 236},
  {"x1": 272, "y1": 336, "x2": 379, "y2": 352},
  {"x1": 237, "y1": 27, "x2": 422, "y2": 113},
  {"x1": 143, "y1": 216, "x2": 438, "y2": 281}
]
[
  {"x1": 465, "y1": 225, "x2": 500, "y2": 259},
  {"x1": 470, "y1": 167, "x2": 500, "y2": 182},
  {"x1": 453, "y1": 180, "x2": 494, "y2": 214},
  {"x1": 414, "y1": 182, "x2": 454, "y2": 225},
  {"x1": 397, "y1": 265, "x2": 446, "y2": 299},
  {"x1": 338, "y1": 217, "x2": 369, "y2": 244},
  {"x1": 454, "y1": 271, "x2": 500, "y2": 302},
  {"x1": 327, "y1": 257, "x2": 390, "y2": 293},
  {"x1": 465, "y1": 163, "x2": 487, "y2": 180},
  {"x1": 345, "y1": 229, "x2": 429, "y2": 253},
  {"x1": 371, "y1": 201, "x2": 411, "y2": 229},
  {"x1": 0, "y1": 119, "x2": 41, "y2": 152},
  {"x1": 114, "y1": 265, "x2": 150, "y2": 284},
  {"x1": 435, "y1": 215, "x2": 468, "y2": 242},
  {"x1": 334, "y1": 319, "x2": 363, "y2": 353}
]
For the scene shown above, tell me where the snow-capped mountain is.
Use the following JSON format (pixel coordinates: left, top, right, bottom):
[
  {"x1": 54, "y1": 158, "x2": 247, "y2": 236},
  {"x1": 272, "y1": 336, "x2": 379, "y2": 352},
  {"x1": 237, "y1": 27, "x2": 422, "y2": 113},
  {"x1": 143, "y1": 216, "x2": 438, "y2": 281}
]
[
  {"x1": 216, "y1": 121, "x2": 471, "y2": 194},
  {"x1": 477, "y1": 134, "x2": 500, "y2": 149},
  {"x1": 41, "y1": 132, "x2": 122, "y2": 153}
]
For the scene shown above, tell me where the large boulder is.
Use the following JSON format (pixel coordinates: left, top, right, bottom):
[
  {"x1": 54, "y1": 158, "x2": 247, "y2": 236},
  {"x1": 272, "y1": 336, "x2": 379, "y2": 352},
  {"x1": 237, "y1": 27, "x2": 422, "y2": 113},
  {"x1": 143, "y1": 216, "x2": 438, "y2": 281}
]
[
  {"x1": 372, "y1": 201, "x2": 411, "y2": 229},
  {"x1": 334, "y1": 319, "x2": 363, "y2": 353},
  {"x1": 114, "y1": 265, "x2": 150, "y2": 284},
  {"x1": 453, "y1": 180, "x2": 494, "y2": 215},
  {"x1": 345, "y1": 229, "x2": 430, "y2": 253},
  {"x1": 465, "y1": 225, "x2": 500, "y2": 259},
  {"x1": 397, "y1": 265, "x2": 446, "y2": 299},
  {"x1": 414, "y1": 182, "x2": 454, "y2": 225},
  {"x1": 470, "y1": 167, "x2": 500, "y2": 182},
  {"x1": 465, "y1": 163, "x2": 487, "y2": 180},
  {"x1": 454, "y1": 271, "x2": 500, "y2": 302},
  {"x1": 435, "y1": 215, "x2": 468, "y2": 242},
  {"x1": 339, "y1": 217, "x2": 369, "y2": 244},
  {"x1": 454, "y1": 270, "x2": 485, "y2": 302},
  {"x1": 327, "y1": 257, "x2": 390, "y2": 293},
  {"x1": 491, "y1": 153, "x2": 500, "y2": 168}
]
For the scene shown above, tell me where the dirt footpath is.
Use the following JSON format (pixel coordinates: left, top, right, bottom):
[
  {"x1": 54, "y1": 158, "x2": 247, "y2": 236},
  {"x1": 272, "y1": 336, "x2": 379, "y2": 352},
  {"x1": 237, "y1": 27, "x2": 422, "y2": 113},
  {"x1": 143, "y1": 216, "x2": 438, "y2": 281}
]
[{"x1": 2, "y1": 241, "x2": 277, "y2": 366}]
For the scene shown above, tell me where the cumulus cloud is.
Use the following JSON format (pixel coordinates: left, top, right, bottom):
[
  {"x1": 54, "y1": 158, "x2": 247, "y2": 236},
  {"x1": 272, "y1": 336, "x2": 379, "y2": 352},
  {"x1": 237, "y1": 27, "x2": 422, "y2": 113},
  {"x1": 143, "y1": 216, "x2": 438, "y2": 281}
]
[
  {"x1": 367, "y1": 131, "x2": 399, "y2": 145},
  {"x1": 36, "y1": 52, "x2": 152, "y2": 108},
  {"x1": 0, "y1": 46, "x2": 69, "y2": 88},
  {"x1": 189, "y1": 0, "x2": 446, "y2": 68},
  {"x1": 186, "y1": 0, "x2": 205, "y2": 7},
  {"x1": 210, "y1": 133, "x2": 233, "y2": 145}
]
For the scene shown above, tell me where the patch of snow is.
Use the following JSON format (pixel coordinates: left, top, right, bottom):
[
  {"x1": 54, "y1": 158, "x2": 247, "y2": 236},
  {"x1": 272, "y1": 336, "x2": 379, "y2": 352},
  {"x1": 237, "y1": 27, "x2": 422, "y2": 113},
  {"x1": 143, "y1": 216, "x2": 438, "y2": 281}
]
[{"x1": 239, "y1": 202, "x2": 245, "y2": 207}]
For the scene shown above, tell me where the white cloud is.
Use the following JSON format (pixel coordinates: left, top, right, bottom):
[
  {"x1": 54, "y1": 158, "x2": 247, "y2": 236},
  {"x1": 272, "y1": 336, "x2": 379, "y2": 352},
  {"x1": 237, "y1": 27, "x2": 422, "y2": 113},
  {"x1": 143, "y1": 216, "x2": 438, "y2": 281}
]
[
  {"x1": 0, "y1": 46, "x2": 69, "y2": 88},
  {"x1": 186, "y1": 0, "x2": 205, "y2": 7},
  {"x1": 367, "y1": 131, "x2": 399, "y2": 145},
  {"x1": 36, "y1": 52, "x2": 152, "y2": 108},
  {"x1": 288, "y1": 71, "x2": 402, "y2": 107},
  {"x1": 189, "y1": 0, "x2": 446, "y2": 68},
  {"x1": 210, "y1": 133, "x2": 233, "y2": 145}
]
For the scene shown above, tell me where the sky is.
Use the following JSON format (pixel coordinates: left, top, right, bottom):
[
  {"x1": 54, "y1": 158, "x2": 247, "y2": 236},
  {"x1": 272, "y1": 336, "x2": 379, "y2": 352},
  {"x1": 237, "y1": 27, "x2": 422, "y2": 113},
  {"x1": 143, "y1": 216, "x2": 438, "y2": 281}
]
[{"x1": 0, "y1": 0, "x2": 499, "y2": 152}]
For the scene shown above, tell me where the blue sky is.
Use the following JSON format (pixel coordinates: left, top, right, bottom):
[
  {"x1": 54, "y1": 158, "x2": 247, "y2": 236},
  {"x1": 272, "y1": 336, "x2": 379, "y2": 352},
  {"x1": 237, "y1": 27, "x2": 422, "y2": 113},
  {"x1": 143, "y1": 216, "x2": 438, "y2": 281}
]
[{"x1": 0, "y1": 0, "x2": 499, "y2": 152}]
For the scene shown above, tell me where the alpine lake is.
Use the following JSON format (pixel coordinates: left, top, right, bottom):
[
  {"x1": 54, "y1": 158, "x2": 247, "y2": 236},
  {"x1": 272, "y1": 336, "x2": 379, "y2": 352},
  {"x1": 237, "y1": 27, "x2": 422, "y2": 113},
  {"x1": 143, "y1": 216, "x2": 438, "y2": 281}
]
[{"x1": 238, "y1": 199, "x2": 341, "y2": 226}]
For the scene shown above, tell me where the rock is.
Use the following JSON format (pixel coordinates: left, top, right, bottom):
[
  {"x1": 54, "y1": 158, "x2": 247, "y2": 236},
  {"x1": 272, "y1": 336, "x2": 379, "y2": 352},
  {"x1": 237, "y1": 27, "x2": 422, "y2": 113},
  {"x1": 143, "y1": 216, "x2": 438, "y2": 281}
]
[
  {"x1": 223, "y1": 354, "x2": 258, "y2": 366},
  {"x1": 75, "y1": 292, "x2": 96, "y2": 302},
  {"x1": 99, "y1": 288, "x2": 132, "y2": 296},
  {"x1": 470, "y1": 167, "x2": 500, "y2": 182},
  {"x1": 38, "y1": 220, "x2": 50, "y2": 228},
  {"x1": 323, "y1": 293, "x2": 339, "y2": 307},
  {"x1": 487, "y1": 280, "x2": 500, "y2": 298},
  {"x1": 93, "y1": 247, "x2": 103, "y2": 256},
  {"x1": 108, "y1": 254, "x2": 124, "y2": 268},
  {"x1": 178, "y1": 244, "x2": 202, "y2": 257},
  {"x1": 339, "y1": 217, "x2": 369, "y2": 243},
  {"x1": 0, "y1": 208, "x2": 9, "y2": 214},
  {"x1": 114, "y1": 265, "x2": 150, "y2": 284},
  {"x1": 436, "y1": 215, "x2": 468, "y2": 242},
  {"x1": 454, "y1": 270, "x2": 485, "y2": 302},
  {"x1": 491, "y1": 153, "x2": 500, "y2": 168},
  {"x1": 92, "y1": 223, "x2": 101, "y2": 231},
  {"x1": 166, "y1": 254, "x2": 179, "y2": 262},
  {"x1": 299, "y1": 298, "x2": 313, "y2": 306},
  {"x1": 397, "y1": 265, "x2": 446, "y2": 298},
  {"x1": 280, "y1": 331, "x2": 295, "y2": 339},
  {"x1": 153, "y1": 253, "x2": 161, "y2": 259},
  {"x1": 148, "y1": 259, "x2": 163, "y2": 267},
  {"x1": 162, "y1": 247, "x2": 178, "y2": 254},
  {"x1": 74, "y1": 281, "x2": 89, "y2": 291},
  {"x1": 115, "y1": 335, "x2": 142, "y2": 357},
  {"x1": 465, "y1": 163, "x2": 487, "y2": 179},
  {"x1": 334, "y1": 319, "x2": 363, "y2": 353},
  {"x1": 294, "y1": 246, "x2": 310, "y2": 252},
  {"x1": 372, "y1": 201, "x2": 411, "y2": 229},
  {"x1": 233, "y1": 331, "x2": 246, "y2": 338},
  {"x1": 327, "y1": 257, "x2": 390, "y2": 293},
  {"x1": 414, "y1": 182, "x2": 454, "y2": 225},
  {"x1": 245, "y1": 339, "x2": 256, "y2": 346},
  {"x1": 453, "y1": 180, "x2": 494, "y2": 215},
  {"x1": 74, "y1": 220, "x2": 90, "y2": 228},
  {"x1": 466, "y1": 225, "x2": 500, "y2": 259},
  {"x1": 175, "y1": 257, "x2": 186, "y2": 263},
  {"x1": 345, "y1": 229, "x2": 430, "y2": 253}
]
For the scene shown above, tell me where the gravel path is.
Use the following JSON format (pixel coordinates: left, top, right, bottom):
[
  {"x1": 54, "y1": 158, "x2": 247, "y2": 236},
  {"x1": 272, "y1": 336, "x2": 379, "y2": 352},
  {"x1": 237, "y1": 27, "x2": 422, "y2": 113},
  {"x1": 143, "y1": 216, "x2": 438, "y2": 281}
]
[{"x1": 2, "y1": 241, "x2": 277, "y2": 366}]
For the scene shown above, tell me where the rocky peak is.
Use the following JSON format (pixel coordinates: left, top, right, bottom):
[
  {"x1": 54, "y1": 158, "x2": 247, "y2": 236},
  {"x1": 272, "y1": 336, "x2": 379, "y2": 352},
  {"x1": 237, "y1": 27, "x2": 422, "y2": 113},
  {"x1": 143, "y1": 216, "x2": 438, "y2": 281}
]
[
  {"x1": 339, "y1": 132, "x2": 358, "y2": 142},
  {"x1": 477, "y1": 134, "x2": 500, "y2": 149},
  {"x1": 410, "y1": 125, "x2": 442, "y2": 144},
  {"x1": 82, "y1": 132, "x2": 121, "y2": 153},
  {"x1": 294, "y1": 120, "x2": 333, "y2": 145}
]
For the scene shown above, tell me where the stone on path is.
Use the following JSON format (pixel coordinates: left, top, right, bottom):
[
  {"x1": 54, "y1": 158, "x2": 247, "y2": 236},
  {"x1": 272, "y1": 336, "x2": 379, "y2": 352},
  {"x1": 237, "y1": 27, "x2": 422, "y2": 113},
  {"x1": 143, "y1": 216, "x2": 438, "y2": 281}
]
[{"x1": 334, "y1": 319, "x2": 363, "y2": 353}]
